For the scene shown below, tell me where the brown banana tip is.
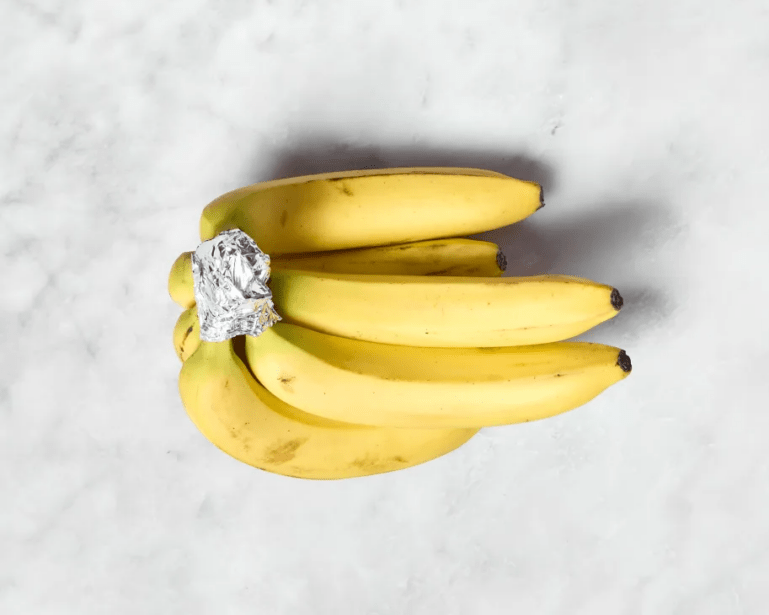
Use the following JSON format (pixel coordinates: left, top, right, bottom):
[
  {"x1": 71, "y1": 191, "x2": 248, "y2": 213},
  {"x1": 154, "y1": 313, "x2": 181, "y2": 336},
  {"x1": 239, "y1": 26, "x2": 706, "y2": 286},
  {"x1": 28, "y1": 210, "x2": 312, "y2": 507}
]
[
  {"x1": 610, "y1": 288, "x2": 624, "y2": 311},
  {"x1": 538, "y1": 186, "x2": 545, "y2": 210},
  {"x1": 616, "y1": 350, "x2": 632, "y2": 373},
  {"x1": 496, "y1": 249, "x2": 507, "y2": 272}
]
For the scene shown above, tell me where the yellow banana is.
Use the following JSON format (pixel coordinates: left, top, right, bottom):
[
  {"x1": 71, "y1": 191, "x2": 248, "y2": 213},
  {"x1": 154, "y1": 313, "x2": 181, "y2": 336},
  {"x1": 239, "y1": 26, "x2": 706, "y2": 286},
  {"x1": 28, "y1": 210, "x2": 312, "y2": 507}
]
[
  {"x1": 244, "y1": 322, "x2": 632, "y2": 428},
  {"x1": 167, "y1": 238, "x2": 506, "y2": 309},
  {"x1": 173, "y1": 306, "x2": 201, "y2": 361},
  {"x1": 168, "y1": 251, "x2": 195, "y2": 309},
  {"x1": 178, "y1": 334, "x2": 477, "y2": 480},
  {"x1": 268, "y1": 269, "x2": 623, "y2": 347},
  {"x1": 199, "y1": 167, "x2": 543, "y2": 255},
  {"x1": 271, "y1": 238, "x2": 506, "y2": 277}
]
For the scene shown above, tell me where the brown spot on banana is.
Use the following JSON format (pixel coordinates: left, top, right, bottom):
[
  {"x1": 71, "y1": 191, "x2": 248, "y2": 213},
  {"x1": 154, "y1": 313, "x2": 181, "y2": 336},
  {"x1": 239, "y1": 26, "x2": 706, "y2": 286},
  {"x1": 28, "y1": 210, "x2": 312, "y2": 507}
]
[
  {"x1": 328, "y1": 179, "x2": 354, "y2": 196},
  {"x1": 351, "y1": 454, "x2": 382, "y2": 469},
  {"x1": 264, "y1": 438, "x2": 307, "y2": 464},
  {"x1": 278, "y1": 375, "x2": 295, "y2": 392},
  {"x1": 179, "y1": 325, "x2": 194, "y2": 359}
]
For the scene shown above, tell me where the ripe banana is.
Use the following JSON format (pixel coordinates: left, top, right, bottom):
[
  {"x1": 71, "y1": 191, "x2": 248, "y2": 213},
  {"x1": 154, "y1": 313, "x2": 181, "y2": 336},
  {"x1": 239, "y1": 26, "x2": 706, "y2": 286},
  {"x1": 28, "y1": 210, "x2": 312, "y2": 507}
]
[
  {"x1": 173, "y1": 306, "x2": 201, "y2": 361},
  {"x1": 271, "y1": 238, "x2": 506, "y2": 277},
  {"x1": 168, "y1": 251, "x2": 195, "y2": 309},
  {"x1": 268, "y1": 269, "x2": 623, "y2": 347},
  {"x1": 178, "y1": 333, "x2": 478, "y2": 479},
  {"x1": 199, "y1": 167, "x2": 543, "y2": 255},
  {"x1": 244, "y1": 322, "x2": 632, "y2": 428},
  {"x1": 167, "y1": 238, "x2": 506, "y2": 309}
]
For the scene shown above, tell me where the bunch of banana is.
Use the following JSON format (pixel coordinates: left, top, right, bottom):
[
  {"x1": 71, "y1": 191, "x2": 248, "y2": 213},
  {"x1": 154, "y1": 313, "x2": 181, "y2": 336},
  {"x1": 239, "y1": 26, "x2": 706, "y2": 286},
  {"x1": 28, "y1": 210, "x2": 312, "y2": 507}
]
[{"x1": 169, "y1": 167, "x2": 632, "y2": 480}]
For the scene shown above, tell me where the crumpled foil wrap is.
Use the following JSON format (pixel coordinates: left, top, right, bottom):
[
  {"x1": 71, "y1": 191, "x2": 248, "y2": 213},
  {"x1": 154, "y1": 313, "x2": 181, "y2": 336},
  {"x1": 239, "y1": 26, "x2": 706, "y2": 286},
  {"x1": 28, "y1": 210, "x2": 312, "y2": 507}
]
[{"x1": 191, "y1": 229, "x2": 281, "y2": 342}]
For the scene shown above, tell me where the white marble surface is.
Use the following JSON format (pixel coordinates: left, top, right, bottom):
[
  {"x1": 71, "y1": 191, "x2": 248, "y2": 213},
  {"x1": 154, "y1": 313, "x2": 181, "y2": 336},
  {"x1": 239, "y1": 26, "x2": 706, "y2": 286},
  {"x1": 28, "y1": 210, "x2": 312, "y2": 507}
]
[{"x1": 2, "y1": 0, "x2": 769, "y2": 613}]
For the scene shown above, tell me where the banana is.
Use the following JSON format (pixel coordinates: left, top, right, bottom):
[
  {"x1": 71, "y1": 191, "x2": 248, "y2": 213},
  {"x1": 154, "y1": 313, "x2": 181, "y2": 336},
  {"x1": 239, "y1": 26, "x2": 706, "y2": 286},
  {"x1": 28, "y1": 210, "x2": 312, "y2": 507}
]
[
  {"x1": 170, "y1": 257, "x2": 621, "y2": 347},
  {"x1": 271, "y1": 238, "x2": 506, "y2": 277},
  {"x1": 199, "y1": 167, "x2": 543, "y2": 255},
  {"x1": 268, "y1": 269, "x2": 623, "y2": 347},
  {"x1": 167, "y1": 238, "x2": 506, "y2": 309},
  {"x1": 168, "y1": 251, "x2": 195, "y2": 309},
  {"x1": 244, "y1": 322, "x2": 632, "y2": 428},
  {"x1": 178, "y1": 334, "x2": 478, "y2": 480},
  {"x1": 173, "y1": 305, "x2": 201, "y2": 361}
]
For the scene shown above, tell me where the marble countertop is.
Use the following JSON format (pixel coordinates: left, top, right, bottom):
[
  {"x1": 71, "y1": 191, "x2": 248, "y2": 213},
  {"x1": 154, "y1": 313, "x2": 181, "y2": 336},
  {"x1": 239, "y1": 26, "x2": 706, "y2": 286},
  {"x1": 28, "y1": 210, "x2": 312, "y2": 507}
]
[{"x1": 3, "y1": 0, "x2": 768, "y2": 613}]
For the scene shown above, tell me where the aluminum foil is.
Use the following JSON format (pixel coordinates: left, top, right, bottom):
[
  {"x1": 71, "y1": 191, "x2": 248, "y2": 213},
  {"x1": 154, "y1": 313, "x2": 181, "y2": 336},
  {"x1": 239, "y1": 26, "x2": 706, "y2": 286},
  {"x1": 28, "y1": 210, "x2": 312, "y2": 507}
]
[{"x1": 191, "y1": 229, "x2": 281, "y2": 342}]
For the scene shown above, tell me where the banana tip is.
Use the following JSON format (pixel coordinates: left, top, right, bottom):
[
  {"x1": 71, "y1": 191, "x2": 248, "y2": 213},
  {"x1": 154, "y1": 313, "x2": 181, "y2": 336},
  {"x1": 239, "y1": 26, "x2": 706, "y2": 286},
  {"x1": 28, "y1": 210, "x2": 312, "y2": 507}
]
[
  {"x1": 617, "y1": 350, "x2": 632, "y2": 373},
  {"x1": 538, "y1": 186, "x2": 545, "y2": 210},
  {"x1": 496, "y1": 249, "x2": 507, "y2": 272},
  {"x1": 611, "y1": 288, "x2": 624, "y2": 311}
]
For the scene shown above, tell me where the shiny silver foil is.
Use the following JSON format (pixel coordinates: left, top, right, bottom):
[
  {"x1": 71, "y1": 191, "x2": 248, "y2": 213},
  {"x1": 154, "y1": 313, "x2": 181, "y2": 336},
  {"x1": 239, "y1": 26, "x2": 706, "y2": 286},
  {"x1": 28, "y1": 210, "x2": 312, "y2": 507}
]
[{"x1": 191, "y1": 229, "x2": 281, "y2": 342}]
